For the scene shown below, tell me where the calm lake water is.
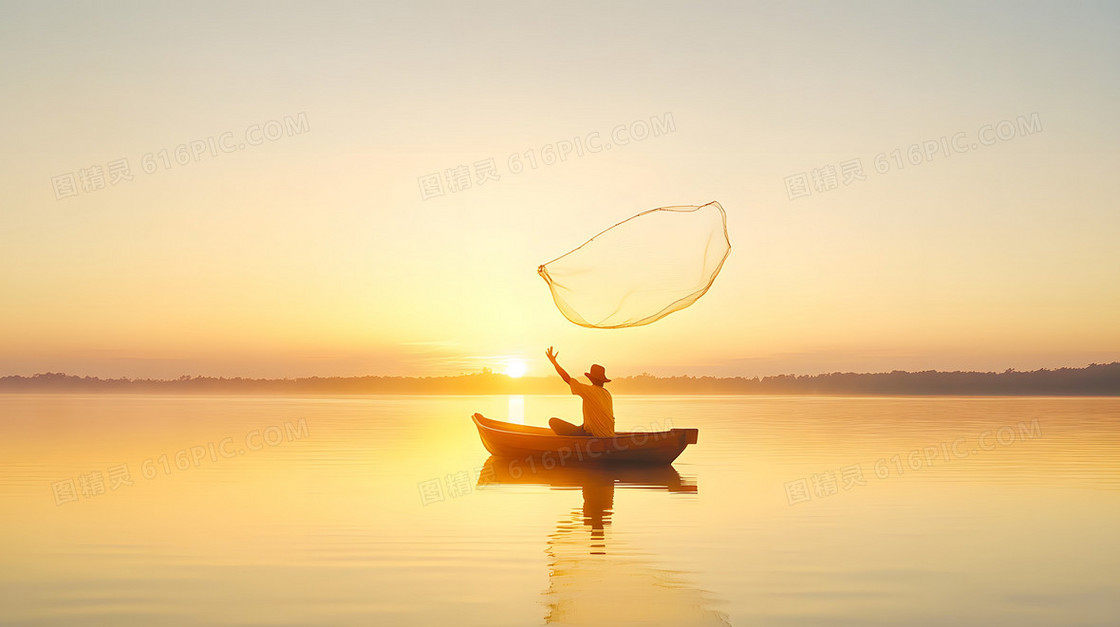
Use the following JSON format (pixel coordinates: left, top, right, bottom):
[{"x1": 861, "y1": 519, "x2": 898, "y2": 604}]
[{"x1": 1, "y1": 394, "x2": 1118, "y2": 626}]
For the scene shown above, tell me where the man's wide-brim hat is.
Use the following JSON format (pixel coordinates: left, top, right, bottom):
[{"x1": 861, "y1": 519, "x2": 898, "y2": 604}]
[{"x1": 586, "y1": 364, "x2": 611, "y2": 383}]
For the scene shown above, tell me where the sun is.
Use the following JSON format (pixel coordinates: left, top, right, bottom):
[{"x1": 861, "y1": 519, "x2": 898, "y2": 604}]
[{"x1": 504, "y1": 359, "x2": 528, "y2": 378}]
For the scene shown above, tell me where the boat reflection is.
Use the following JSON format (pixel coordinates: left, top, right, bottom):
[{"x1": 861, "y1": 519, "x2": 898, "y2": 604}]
[{"x1": 478, "y1": 457, "x2": 728, "y2": 626}]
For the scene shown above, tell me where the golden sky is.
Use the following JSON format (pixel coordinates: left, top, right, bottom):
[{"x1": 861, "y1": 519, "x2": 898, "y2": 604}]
[{"x1": 1, "y1": 2, "x2": 1118, "y2": 378}]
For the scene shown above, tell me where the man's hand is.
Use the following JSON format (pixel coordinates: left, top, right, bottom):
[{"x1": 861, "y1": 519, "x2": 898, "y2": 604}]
[{"x1": 545, "y1": 346, "x2": 571, "y2": 383}]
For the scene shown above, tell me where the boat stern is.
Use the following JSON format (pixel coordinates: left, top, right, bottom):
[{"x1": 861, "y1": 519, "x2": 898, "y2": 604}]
[{"x1": 675, "y1": 428, "x2": 699, "y2": 445}]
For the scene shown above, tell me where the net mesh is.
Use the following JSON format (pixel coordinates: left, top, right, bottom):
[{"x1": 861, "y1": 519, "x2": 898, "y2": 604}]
[{"x1": 538, "y1": 201, "x2": 731, "y2": 329}]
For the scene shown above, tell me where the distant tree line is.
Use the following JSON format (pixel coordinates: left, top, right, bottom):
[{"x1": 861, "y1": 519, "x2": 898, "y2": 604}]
[
  {"x1": 1, "y1": 363, "x2": 1117, "y2": 395},
  {"x1": 615, "y1": 363, "x2": 1120, "y2": 395}
]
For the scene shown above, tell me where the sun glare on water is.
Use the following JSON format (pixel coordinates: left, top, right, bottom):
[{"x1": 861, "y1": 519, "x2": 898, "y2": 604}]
[{"x1": 504, "y1": 359, "x2": 528, "y2": 378}]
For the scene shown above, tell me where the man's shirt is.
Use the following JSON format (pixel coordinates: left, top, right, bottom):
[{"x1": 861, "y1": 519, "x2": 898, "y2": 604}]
[{"x1": 569, "y1": 379, "x2": 615, "y2": 437}]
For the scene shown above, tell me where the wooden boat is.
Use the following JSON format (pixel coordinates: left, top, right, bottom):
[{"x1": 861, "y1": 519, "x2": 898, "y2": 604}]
[{"x1": 471, "y1": 413, "x2": 698, "y2": 465}]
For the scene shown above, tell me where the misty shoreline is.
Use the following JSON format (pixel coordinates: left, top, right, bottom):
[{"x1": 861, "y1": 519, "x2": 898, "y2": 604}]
[{"x1": 2, "y1": 363, "x2": 1117, "y2": 396}]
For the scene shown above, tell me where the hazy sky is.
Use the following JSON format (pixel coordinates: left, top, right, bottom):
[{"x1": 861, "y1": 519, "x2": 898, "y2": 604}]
[{"x1": 1, "y1": 1, "x2": 1118, "y2": 378}]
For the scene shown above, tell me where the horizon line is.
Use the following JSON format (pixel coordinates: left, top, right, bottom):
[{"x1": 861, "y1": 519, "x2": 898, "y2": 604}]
[{"x1": 4, "y1": 361, "x2": 1118, "y2": 382}]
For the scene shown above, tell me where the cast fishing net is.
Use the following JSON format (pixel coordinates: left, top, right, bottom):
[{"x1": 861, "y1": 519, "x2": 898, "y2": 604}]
[{"x1": 538, "y1": 201, "x2": 731, "y2": 329}]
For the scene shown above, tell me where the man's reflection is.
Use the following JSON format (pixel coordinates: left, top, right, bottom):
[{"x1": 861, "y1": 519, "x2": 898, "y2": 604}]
[{"x1": 478, "y1": 457, "x2": 728, "y2": 626}]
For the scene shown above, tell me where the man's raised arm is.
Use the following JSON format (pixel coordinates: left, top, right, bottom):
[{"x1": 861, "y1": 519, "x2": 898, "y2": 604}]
[{"x1": 545, "y1": 346, "x2": 571, "y2": 384}]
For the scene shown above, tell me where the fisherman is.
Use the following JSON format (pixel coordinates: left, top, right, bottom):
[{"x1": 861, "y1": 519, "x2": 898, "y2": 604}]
[{"x1": 544, "y1": 346, "x2": 616, "y2": 437}]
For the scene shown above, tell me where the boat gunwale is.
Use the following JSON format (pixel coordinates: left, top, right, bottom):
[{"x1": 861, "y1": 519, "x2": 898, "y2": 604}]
[{"x1": 472, "y1": 413, "x2": 681, "y2": 441}]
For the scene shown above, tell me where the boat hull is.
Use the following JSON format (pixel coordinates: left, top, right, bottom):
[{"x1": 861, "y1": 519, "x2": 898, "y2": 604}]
[{"x1": 471, "y1": 413, "x2": 697, "y2": 465}]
